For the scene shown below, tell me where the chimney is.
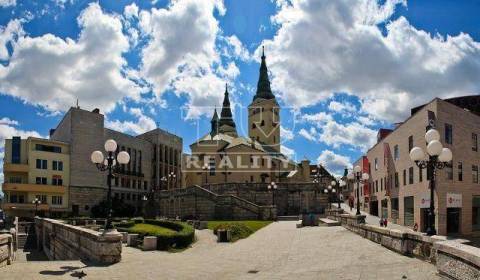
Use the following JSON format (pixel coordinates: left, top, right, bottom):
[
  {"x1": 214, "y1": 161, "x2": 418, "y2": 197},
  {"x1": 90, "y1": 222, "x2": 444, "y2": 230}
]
[{"x1": 92, "y1": 108, "x2": 100, "y2": 114}]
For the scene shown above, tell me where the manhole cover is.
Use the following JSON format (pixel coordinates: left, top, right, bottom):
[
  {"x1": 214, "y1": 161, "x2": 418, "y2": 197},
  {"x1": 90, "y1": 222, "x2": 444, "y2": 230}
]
[{"x1": 248, "y1": 270, "x2": 259, "y2": 274}]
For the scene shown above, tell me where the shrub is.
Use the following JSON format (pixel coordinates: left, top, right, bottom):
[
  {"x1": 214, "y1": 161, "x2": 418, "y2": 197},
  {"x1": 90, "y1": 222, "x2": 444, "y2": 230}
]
[
  {"x1": 212, "y1": 222, "x2": 254, "y2": 242},
  {"x1": 115, "y1": 219, "x2": 195, "y2": 250}
]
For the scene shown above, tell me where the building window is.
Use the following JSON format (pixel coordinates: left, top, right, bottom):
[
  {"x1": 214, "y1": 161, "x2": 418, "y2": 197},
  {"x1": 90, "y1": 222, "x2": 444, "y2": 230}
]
[
  {"x1": 375, "y1": 180, "x2": 378, "y2": 192},
  {"x1": 36, "y1": 195, "x2": 47, "y2": 203},
  {"x1": 144, "y1": 181, "x2": 148, "y2": 190},
  {"x1": 473, "y1": 196, "x2": 480, "y2": 231},
  {"x1": 51, "y1": 196, "x2": 63, "y2": 205},
  {"x1": 458, "y1": 162, "x2": 463, "y2": 181},
  {"x1": 52, "y1": 177, "x2": 63, "y2": 186},
  {"x1": 8, "y1": 176, "x2": 22, "y2": 183},
  {"x1": 445, "y1": 123, "x2": 453, "y2": 144},
  {"x1": 374, "y1": 158, "x2": 378, "y2": 170},
  {"x1": 419, "y1": 167, "x2": 423, "y2": 182},
  {"x1": 446, "y1": 163, "x2": 453, "y2": 180},
  {"x1": 52, "y1": 160, "x2": 63, "y2": 171},
  {"x1": 35, "y1": 144, "x2": 61, "y2": 153},
  {"x1": 403, "y1": 169, "x2": 406, "y2": 186},
  {"x1": 126, "y1": 193, "x2": 131, "y2": 200},
  {"x1": 395, "y1": 172, "x2": 399, "y2": 188},
  {"x1": 380, "y1": 178, "x2": 383, "y2": 191},
  {"x1": 394, "y1": 145, "x2": 399, "y2": 160},
  {"x1": 473, "y1": 133, "x2": 478, "y2": 151},
  {"x1": 408, "y1": 135, "x2": 413, "y2": 152},
  {"x1": 408, "y1": 167, "x2": 413, "y2": 184},
  {"x1": 11, "y1": 136, "x2": 21, "y2": 164},
  {"x1": 36, "y1": 177, "x2": 47, "y2": 185},
  {"x1": 36, "y1": 159, "x2": 47, "y2": 169},
  {"x1": 473, "y1": 165, "x2": 479, "y2": 184},
  {"x1": 209, "y1": 157, "x2": 215, "y2": 175}
]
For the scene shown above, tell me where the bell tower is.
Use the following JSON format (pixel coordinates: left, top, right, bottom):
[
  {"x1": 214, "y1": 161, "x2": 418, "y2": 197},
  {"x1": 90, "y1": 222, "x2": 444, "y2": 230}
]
[{"x1": 248, "y1": 47, "x2": 280, "y2": 152}]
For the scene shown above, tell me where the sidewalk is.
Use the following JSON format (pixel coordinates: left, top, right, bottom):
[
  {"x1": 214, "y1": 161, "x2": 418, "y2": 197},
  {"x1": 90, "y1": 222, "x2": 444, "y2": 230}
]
[{"x1": 338, "y1": 203, "x2": 413, "y2": 232}]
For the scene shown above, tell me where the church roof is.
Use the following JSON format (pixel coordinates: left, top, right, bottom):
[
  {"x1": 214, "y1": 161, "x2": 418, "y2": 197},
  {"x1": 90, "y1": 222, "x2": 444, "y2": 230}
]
[
  {"x1": 253, "y1": 46, "x2": 275, "y2": 102},
  {"x1": 218, "y1": 84, "x2": 236, "y2": 130}
]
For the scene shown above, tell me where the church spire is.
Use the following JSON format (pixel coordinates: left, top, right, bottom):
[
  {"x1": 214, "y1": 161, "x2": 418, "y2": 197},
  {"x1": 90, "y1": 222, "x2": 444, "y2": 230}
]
[
  {"x1": 210, "y1": 107, "x2": 219, "y2": 136},
  {"x1": 218, "y1": 84, "x2": 236, "y2": 129},
  {"x1": 253, "y1": 46, "x2": 275, "y2": 101}
]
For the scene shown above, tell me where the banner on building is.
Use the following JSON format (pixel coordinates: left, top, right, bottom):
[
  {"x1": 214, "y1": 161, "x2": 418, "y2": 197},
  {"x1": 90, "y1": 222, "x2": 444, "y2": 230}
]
[
  {"x1": 362, "y1": 156, "x2": 370, "y2": 196},
  {"x1": 419, "y1": 193, "x2": 431, "y2": 208},
  {"x1": 447, "y1": 193, "x2": 462, "y2": 208}
]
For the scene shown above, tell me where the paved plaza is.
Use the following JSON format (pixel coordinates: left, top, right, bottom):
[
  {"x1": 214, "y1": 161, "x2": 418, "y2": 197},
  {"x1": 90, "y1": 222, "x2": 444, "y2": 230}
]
[{"x1": 3, "y1": 221, "x2": 442, "y2": 280}]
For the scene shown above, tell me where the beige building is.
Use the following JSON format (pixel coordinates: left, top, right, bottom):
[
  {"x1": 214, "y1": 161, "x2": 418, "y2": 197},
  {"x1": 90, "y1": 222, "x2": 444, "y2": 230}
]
[
  {"x1": 352, "y1": 96, "x2": 480, "y2": 236},
  {"x1": 185, "y1": 50, "x2": 313, "y2": 186},
  {"x1": 2, "y1": 137, "x2": 70, "y2": 218}
]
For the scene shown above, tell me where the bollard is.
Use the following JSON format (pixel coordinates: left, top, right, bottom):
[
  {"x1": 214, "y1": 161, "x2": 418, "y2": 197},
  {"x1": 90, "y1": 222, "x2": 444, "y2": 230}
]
[
  {"x1": 127, "y1": 234, "x2": 139, "y2": 246},
  {"x1": 143, "y1": 236, "x2": 157, "y2": 251}
]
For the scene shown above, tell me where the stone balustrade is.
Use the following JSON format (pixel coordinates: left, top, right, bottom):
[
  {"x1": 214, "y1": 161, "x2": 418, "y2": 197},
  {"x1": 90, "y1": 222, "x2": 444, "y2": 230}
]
[
  {"x1": 326, "y1": 209, "x2": 480, "y2": 280},
  {"x1": 35, "y1": 217, "x2": 122, "y2": 264},
  {"x1": 0, "y1": 234, "x2": 15, "y2": 268}
]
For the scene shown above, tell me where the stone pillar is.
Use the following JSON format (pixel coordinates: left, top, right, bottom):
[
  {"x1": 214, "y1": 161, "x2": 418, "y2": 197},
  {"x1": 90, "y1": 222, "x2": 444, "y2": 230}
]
[{"x1": 127, "y1": 234, "x2": 139, "y2": 247}]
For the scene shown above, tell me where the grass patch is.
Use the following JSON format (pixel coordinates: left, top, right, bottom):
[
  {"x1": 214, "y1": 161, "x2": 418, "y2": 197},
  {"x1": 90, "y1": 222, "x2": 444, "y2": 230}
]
[{"x1": 207, "y1": 220, "x2": 272, "y2": 242}]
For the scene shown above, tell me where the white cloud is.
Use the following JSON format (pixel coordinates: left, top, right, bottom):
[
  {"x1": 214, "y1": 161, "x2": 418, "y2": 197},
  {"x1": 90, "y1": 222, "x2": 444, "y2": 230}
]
[
  {"x1": 223, "y1": 35, "x2": 250, "y2": 61},
  {"x1": 0, "y1": 0, "x2": 15, "y2": 8},
  {"x1": 299, "y1": 127, "x2": 317, "y2": 142},
  {"x1": 124, "y1": 3, "x2": 139, "y2": 19},
  {"x1": 317, "y1": 150, "x2": 352, "y2": 176},
  {"x1": 262, "y1": 0, "x2": 480, "y2": 122},
  {"x1": 0, "y1": 19, "x2": 23, "y2": 60},
  {"x1": 300, "y1": 110, "x2": 377, "y2": 151},
  {"x1": 281, "y1": 145, "x2": 295, "y2": 159},
  {"x1": 0, "y1": 3, "x2": 144, "y2": 113},
  {"x1": 138, "y1": 0, "x2": 229, "y2": 119},
  {"x1": 105, "y1": 108, "x2": 157, "y2": 135},
  {"x1": 280, "y1": 125, "x2": 294, "y2": 141},
  {"x1": 328, "y1": 100, "x2": 356, "y2": 114},
  {"x1": 0, "y1": 117, "x2": 18, "y2": 126}
]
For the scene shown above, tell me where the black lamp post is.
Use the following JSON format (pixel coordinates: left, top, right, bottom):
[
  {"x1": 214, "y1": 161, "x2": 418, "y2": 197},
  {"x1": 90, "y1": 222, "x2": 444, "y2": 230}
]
[
  {"x1": 347, "y1": 166, "x2": 369, "y2": 216},
  {"x1": 91, "y1": 139, "x2": 130, "y2": 232},
  {"x1": 323, "y1": 181, "x2": 336, "y2": 209},
  {"x1": 202, "y1": 163, "x2": 210, "y2": 185},
  {"x1": 410, "y1": 128, "x2": 452, "y2": 236},
  {"x1": 268, "y1": 181, "x2": 278, "y2": 205},
  {"x1": 32, "y1": 197, "x2": 40, "y2": 217}
]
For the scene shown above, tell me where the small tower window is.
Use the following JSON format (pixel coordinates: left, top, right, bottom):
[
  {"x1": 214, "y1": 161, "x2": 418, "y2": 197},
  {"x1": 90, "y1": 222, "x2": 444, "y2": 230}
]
[
  {"x1": 261, "y1": 120, "x2": 265, "y2": 126},
  {"x1": 252, "y1": 123, "x2": 256, "y2": 129}
]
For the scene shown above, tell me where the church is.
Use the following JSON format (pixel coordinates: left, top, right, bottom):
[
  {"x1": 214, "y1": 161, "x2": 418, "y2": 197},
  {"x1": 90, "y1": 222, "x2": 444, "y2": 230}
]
[{"x1": 184, "y1": 49, "x2": 321, "y2": 186}]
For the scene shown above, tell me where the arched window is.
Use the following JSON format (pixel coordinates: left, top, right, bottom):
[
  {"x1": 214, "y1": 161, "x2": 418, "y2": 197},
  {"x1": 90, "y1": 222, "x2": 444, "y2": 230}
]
[{"x1": 261, "y1": 120, "x2": 265, "y2": 126}]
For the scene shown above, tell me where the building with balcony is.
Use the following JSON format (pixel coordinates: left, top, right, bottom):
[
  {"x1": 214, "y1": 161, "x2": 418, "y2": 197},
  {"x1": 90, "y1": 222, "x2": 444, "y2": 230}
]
[
  {"x1": 2, "y1": 137, "x2": 70, "y2": 218},
  {"x1": 351, "y1": 96, "x2": 480, "y2": 236}
]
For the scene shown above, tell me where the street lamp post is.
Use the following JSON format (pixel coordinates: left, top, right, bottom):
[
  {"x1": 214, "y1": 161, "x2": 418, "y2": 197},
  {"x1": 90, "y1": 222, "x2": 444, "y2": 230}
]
[
  {"x1": 202, "y1": 163, "x2": 210, "y2": 185},
  {"x1": 323, "y1": 181, "x2": 337, "y2": 209},
  {"x1": 339, "y1": 179, "x2": 347, "y2": 209},
  {"x1": 91, "y1": 139, "x2": 130, "y2": 232},
  {"x1": 410, "y1": 128, "x2": 452, "y2": 236},
  {"x1": 32, "y1": 198, "x2": 40, "y2": 217},
  {"x1": 347, "y1": 166, "x2": 369, "y2": 216},
  {"x1": 268, "y1": 181, "x2": 278, "y2": 206}
]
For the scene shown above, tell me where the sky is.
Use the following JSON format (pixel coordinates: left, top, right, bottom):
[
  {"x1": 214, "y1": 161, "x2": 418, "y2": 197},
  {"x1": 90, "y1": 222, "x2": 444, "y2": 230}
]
[{"x1": 0, "y1": 0, "x2": 480, "y2": 185}]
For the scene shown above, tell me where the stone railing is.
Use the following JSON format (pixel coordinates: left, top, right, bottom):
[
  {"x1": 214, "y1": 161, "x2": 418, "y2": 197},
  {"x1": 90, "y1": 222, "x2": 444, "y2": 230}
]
[
  {"x1": 326, "y1": 209, "x2": 480, "y2": 280},
  {"x1": 35, "y1": 217, "x2": 122, "y2": 264},
  {"x1": 0, "y1": 233, "x2": 15, "y2": 268}
]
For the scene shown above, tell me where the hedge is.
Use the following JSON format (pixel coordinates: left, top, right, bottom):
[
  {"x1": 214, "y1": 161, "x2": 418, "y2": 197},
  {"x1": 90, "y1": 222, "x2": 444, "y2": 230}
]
[
  {"x1": 115, "y1": 219, "x2": 195, "y2": 250},
  {"x1": 212, "y1": 222, "x2": 254, "y2": 242}
]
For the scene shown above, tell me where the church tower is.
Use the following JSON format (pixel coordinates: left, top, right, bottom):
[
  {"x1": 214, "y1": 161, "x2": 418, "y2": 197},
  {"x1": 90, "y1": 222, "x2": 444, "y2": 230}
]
[
  {"x1": 248, "y1": 47, "x2": 280, "y2": 152},
  {"x1": 217, "y1": 84, "x2": 238, "y2": 137}
]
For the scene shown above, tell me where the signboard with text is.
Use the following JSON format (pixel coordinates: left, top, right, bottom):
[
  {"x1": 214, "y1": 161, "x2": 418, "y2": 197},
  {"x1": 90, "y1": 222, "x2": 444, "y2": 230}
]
[
  {"x1": 446, "y1": 193, "x2": 462, "y2": 208},
  {"x1": 419, "y1": 194, "x2": 430, "y2": 208}
]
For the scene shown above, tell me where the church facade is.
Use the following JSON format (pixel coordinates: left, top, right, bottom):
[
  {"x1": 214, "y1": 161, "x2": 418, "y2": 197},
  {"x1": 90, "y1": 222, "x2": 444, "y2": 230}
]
[{"x1": 184, "y1": 50, "x2": 316, "y2": 186}]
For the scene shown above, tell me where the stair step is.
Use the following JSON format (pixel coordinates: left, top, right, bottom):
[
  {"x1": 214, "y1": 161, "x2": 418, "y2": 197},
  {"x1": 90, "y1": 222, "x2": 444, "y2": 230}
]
[{"x1": 319, "y1": 218, "x2": 341, "y2": 227}]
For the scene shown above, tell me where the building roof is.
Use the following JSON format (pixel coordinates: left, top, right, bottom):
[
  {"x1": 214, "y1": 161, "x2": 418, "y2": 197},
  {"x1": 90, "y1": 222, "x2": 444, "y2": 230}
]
[{"x1": 253, "y1": 47, "x2": 275, "y2": 102}]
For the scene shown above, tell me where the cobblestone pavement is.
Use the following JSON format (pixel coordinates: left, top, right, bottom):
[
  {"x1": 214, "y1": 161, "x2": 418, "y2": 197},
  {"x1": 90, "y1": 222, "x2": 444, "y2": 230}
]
[
  {"x1": 339, "y1": 203, "x2": 413, "y2": 231},
  {"x1": 3, "y1": 222, "x2": 442, "y2": 280}
]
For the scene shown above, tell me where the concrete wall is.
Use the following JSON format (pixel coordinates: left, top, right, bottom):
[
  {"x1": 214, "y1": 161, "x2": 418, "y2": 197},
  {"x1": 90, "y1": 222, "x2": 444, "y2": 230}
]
[
  {"x1": 327, "y1": 209, "x2": 480, "y2": 280},
  {"x1": 35, "y1": 217, "x2": 122, "y2": 264},
  {"x1": 0, "y1": 234, "x2": 14, "y2": 268}
]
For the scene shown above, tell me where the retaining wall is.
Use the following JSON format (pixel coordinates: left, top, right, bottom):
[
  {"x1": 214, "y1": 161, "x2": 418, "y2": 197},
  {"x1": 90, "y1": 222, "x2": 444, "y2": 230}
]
[
  {"x1": 326, "y1": 209, "x2": 480, "y2": 280},
  {"x1": 35, "y1": 217, "x2": 122, "y2": 264},
  {"x1": 0, "y1": 234, "x2": 15, "y2": 268}
]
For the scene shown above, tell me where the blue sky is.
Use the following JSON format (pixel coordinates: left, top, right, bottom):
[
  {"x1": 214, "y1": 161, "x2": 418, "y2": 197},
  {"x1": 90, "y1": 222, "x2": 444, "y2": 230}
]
[{"x1": 0, "y1": 0, "x2": 480, "y2": 182}]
